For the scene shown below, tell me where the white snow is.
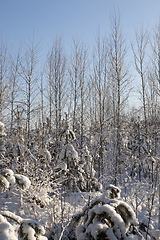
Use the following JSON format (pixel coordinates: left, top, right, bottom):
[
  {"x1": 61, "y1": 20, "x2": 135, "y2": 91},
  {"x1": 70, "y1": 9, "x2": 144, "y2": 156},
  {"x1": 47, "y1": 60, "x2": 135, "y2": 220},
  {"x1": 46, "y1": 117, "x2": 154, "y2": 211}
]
[
  {"x1": 107, "y1": 228, "x2": 118, "y2": 240},
  {"x1": 20, "y1": 219, "x2": 46, "y2": 240},
  {"x1": 149, "y1": 229, "x2": 160, "y2": 239},
  {"x1": 94, "y1": 204, "x2": 126, "y2": 231},
  {"x1": 0, "y1": 175, "x2": 9, "y2": 190},
  {"x1": 14, "y1": 174, "x2": 31, "y2": 189},
  {"x1": 0, "y1": 214, "x2": 18, "y2": 240},
  {"x1": 88, "y1": 222, "x2": 108, "y2": 239},
  {"x1": 1, "y1": 169, "x2": 16, "y2": 185}
]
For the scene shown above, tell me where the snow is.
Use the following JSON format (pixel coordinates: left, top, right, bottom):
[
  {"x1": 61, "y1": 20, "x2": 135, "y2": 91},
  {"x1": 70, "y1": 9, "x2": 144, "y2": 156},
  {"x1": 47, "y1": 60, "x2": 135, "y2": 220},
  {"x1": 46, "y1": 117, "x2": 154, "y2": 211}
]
[
  {"x1": 59, "y1": 144, "x2": 79, "y2": 161},
  {"x1": 149, "y1": 229, "x2": 160, "y2": 239},
  {"x1": 58, "y1": 162, "x2": 67, "y2": 171},
  {"x1": 88, "y1": 222, "x2": 108, "y2": 239},
  {"x1": 39, "y1": 148, "x2": 52, "y2": 163},
  {"x1": 14, "y1": 174, "x2": 31, "y2": 189},
  {"x1": 108, "y1": 199, "x2": 139, "y2": 226},
  {"x1": 0, "y1": 175, "x2": 9, "y2": 190},
  {"x1": 107, "y1": 228, "x2": 118, "y2": 240},
  {"x1": 90, "y1": 204, "x2": 126, "y2": 231},
  {"x1": 76, "y1": 225, "x2": 86, "y2": 237},
  {"x1": 22, "y1": 223, "x2": 36, "y2": 240},
  {"x1": 1, "y1": 169, "x2": 16, "y2": 185},
  {"x1": 19, "y1": 219, "x2": 46, "y2": 240},
  {"x1": 0, "y1": 214, "x2": 18, "y2": 240},
  {"x1": 0, "y1": 211, "x2": 22, "y2": 223},
  {"x1": 0, "y1": 124, "x2": 160, "y2": 240}
]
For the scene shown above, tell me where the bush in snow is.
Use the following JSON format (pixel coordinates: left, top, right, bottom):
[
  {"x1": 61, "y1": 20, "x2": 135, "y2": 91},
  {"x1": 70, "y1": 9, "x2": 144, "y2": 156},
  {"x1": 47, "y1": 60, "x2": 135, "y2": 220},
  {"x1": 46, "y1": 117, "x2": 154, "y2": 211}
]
[
  {"x1": 14, "y1": 174, "x2": 31, "y2": 189},
  {"x1": 19, "y1": 219, "x2": 47, "y2": 240},
  {"x1": 69, "y1": 185, "x2": 143, "y2": 240},
  {"x1": 0, "y1": 211, "x2": 47, "y2": 240},
  {"x1": 0, "y1": 214, "x2": 18, "y2": 240},
  {"x1": 0, "y1": 169, "x2": 31, "y2": 190},
  {"x1": 57, "y1": 143, "x2": 102, "y2": 192}
]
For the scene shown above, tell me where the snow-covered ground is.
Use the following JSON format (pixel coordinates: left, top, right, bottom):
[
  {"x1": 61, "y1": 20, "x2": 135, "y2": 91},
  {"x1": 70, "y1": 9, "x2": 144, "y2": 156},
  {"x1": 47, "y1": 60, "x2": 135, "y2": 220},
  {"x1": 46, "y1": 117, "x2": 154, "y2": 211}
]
[{"x1": 0, "y1": 173, "x2": 160, "y2": 240}]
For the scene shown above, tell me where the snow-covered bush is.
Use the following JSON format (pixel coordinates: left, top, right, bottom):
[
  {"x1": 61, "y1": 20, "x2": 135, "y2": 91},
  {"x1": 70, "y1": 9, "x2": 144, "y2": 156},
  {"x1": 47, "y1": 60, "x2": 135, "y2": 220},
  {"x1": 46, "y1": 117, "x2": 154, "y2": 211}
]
[
  {"x1": 57, "y1": 141, "x2": 102, "y2": 192},
  {"x1": 0, "y1": 168, "x2": 31, "y2": 190},
  {"x1": 0, "y1": 211, "x2": 47, "y2": 240},
  {"x1": 0, "y1": 214, "x2": 18, "y2": 240},
  {"x1": 70, "y1": 185, "x2": 143, "y2": 240},
  {"x1": 1, "y1": 169, "x2": 16, "y2": 185},
  {"x1": 19, "y1": 219, "x2": 47, "y2": 240}
]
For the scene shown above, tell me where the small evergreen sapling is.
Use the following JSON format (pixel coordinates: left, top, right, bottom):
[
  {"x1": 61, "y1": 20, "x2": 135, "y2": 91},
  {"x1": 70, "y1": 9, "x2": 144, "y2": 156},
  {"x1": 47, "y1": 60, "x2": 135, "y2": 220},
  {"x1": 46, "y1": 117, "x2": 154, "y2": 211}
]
[
  {"x1": 59, "y1": 112, "x2": 75, "y2": 144},
  {"x1": 58, "y1": 114, "x2": 102, "y2": 192},
  {"x1": 81, "y1": 146, "x2": 102, "y2": 192},
  {"x1": 58, "y1": 113, "x2": 86, "y2": 191},
  {"x1": 58, "y1": 144, "x2": 86, "y2": 192}
]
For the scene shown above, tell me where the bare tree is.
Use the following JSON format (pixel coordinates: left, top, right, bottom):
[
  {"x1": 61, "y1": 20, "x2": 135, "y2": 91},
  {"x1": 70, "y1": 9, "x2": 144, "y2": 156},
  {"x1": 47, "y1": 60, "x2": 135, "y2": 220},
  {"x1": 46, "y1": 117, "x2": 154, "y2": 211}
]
[
  {"x1": 18, "y1": 36, "x2": 40, "y2": 147},
  {"x1": 69, "y1": 39, "x2": 88, "y2": 155},
  {"x1": 0, "y1": 37, "x2": 10, "y2": 121},
  {"x1": 147, "y1": 19, "x2": 160, "y2": 155},
  {"x1": 108, "y1": 12, "x2": 131, "y2": 185},
  {"x1": 9, "y1": 46, "x2": 21, "y2": 133},
  {"x1": 91, "y1": 30, "x2": 109, "y2": 179},
  {"x1": 68, "y1": 39, "x2": 80, "y2": 132},
  {"x1": 132, "y1": 25, "x2": 148, "y2": 136},
  {"x1": 46, "y1": 37, "x2": 66, "y2": 143}
]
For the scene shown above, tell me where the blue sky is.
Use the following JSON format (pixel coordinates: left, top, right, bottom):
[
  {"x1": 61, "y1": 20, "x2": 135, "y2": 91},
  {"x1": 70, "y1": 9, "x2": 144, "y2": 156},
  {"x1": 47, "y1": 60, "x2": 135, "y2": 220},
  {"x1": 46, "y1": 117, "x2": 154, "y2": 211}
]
[
  {"x1": 1, "y1": 0, "x2": 160, "y2": 52},
  {"x1": 1, "y1": 0, "x2": 160, "y2": 108}
]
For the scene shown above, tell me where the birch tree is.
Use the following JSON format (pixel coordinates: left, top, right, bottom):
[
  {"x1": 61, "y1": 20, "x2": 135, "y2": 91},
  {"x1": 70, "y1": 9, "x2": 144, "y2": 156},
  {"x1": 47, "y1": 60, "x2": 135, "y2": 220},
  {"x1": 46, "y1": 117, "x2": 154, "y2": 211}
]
[
  {"x1": 19, "y1": 36, "x2": 40, "y2": 147},
  {"x1": 108, "y1": 12, "x2": 130, "y2": 185},
  {"x1": 46, "y1": 37, "x2": 66, "y2": 144},
  {"x1": 69, "y1": 39, "x2": 88, "y2": 157},
  {"x1": 0, "y1": 37, "x2": 10, "y2": 121},
  {"x1": 91, "y1": 30, "x2": 109, "y2": 179},
  {"x1": 9, "y1": 47, "x2": 21, "y2": 133},
  {"x1": 132, "y1": 26, "x2": 148, "y2": 136}
]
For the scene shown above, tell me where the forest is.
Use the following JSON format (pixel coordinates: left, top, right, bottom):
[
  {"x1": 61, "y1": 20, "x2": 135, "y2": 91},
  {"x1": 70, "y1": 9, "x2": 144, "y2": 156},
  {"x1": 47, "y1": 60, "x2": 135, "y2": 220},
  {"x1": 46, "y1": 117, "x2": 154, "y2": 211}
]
[{"x1": 1, "y1": 13, "x2": 160, "y2": 240}]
